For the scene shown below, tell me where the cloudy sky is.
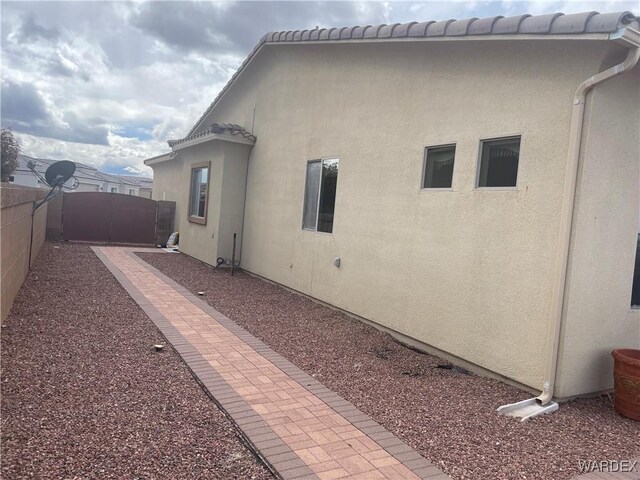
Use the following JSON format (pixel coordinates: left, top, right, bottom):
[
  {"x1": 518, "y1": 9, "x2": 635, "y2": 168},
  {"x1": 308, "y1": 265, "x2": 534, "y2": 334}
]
[{"x1": 1, "y1": 0, "x2": 636, "y2": 176}]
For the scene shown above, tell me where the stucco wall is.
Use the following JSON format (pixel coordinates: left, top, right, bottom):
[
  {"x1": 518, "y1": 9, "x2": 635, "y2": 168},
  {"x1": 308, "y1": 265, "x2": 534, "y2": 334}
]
[
  {"x1": 556, "y1": 62, "x2": 640, "y2": 398},
  {"x1": 217, "y1": 142, "x2": 250, "y2": 262},
  {"x1": 1, "y1": 184, "x2": 48, "y2": 321},
  {"x1": 174, "y1": 142, "x2": 224, "y2": 266},
  {"x1": 151, "y1": 157, "x2": 185, "y2": 230},
  {"x1": 157, "y1": 39, "x2": 635, "y2": 396}
]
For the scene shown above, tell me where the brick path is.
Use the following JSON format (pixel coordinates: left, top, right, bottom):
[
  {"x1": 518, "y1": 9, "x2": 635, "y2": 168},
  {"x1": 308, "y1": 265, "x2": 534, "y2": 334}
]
[{"x1": 94, "y1": 247, "x2": 450, "y2": 480}]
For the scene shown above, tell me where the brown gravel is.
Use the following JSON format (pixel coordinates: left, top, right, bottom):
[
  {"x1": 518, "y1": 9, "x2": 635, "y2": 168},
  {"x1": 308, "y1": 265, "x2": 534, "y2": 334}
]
[
  {"x1": 138, "y1": 251, "x2": 640, "y2": 480},
  {"x1": 1, "y1": 243, "x2": 273, "y2": 480}
]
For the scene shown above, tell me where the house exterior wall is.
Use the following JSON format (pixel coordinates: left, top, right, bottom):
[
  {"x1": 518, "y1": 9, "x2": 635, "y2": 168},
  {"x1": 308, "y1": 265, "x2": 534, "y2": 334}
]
[
  {"x1": 139, "y1": 187, "x2": 153, "y2": 199},
  {"x1": 1, "y1": 184, "x2": 48, "y2": 321},
  {"x1": 151, "y1": 158, "x2": 184, "y2": 230},
  {"x1": 556, "y1": 62, "x2": 640, "y2": 398},
  {"x1": 175, "y1": 142, "x2": 225, "y2": 266},
  {"x1": 154, "y1": 39, "x2": 637, "y2": 396}
]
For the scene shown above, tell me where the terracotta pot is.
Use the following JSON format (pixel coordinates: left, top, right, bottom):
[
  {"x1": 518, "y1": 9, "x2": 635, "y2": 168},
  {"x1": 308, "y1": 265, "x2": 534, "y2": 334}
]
[{"x1": 612, "y1": 349, "x2": 640, "y2": 421}]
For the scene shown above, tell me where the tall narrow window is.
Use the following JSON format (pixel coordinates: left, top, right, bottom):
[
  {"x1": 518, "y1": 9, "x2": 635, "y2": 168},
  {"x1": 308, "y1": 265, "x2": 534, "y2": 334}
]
[
  {"x1": 478, "y1": 136, "x2": 521, "y2": 187},
  {"x1": 423, "y1": 145, "x2": 455, "y2": 189},
  {"x1": 189, "y1": 163, "x2": 209, "y2": 224},
  {"x1": 303, "y1": 158, "x2": 339, "y2": 233}
]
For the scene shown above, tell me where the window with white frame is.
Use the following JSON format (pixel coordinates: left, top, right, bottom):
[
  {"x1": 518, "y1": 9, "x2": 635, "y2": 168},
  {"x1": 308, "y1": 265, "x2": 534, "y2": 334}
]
[
  {"x1": 477, "y1": 136, "x2": 521, "y2": 188},
  {"x1": 128, "y1": 189, "x2": 134, "y2": 195},
  {"x1": 110, "y1": 187, "x2": 118, "y2": 193},
  {"x1": 303, "y1": 158, "x2": 339, "y2": 233},
  {"x1": 189, "y1": 163, "x2": 209, "y2": 224},
  {"x1": 423, "y1": 145, "x2": 456, "y2": 189}
]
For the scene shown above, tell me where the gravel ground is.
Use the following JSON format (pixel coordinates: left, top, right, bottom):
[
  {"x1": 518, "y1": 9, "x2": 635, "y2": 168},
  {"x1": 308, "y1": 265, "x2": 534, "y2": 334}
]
[
  {"x1": 139, "y1": 251, "x2": 640, "y2": 480},
  {"x1": 1, "y1": 243, "x2": 273, "y2": 480}
]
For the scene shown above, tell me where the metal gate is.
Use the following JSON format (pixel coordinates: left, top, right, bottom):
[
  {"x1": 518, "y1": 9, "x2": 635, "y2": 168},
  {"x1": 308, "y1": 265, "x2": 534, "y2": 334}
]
[{"x1": 62, "y1": 192, "x2": 158, "y2": 244}]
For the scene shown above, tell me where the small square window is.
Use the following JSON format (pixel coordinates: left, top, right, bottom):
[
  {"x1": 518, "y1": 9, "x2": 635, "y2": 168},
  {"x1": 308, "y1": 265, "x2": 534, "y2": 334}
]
[
  {"x1": 189, "y1": 163, "x2": 209, "y2": 224},
  {"x1": 478, "y1": 136, "x2": 521, "y2": 188},
  {"x1": 9, "y1": 175, "x2": 15, "y2": 182},
  {"x1": 423, "y1": 145, "x2": 455, "y2": 189}
]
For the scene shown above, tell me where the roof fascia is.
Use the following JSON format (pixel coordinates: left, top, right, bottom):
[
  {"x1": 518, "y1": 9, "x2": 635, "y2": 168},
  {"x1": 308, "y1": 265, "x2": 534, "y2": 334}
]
[
  {"x1": 144, "y1": 153, "x2": 173, "y2": 166},
  {"x1": 170, "y1": 131, "x2": 255, "y2": 152}
]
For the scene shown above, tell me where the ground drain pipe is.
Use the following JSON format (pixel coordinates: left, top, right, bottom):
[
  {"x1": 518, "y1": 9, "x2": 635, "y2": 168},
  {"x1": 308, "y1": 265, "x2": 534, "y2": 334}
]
[{"x1": 499, "y1": 33, "x2": 640, "y2": 420}]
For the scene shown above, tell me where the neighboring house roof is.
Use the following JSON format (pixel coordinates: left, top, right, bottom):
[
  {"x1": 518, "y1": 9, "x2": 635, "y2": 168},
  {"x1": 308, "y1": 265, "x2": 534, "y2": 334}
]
[
  {"x1": 186, "y1": 10, "x2": 639, "y2": 137},
  {"x1": 16, "y1": 154, "x2": 152, "y2": 188},
  {"x1": 168, "y1": 122, "x2": 257, "y2": 150},
  {"x1": 116, "y1": 174, "x2": 154, "y2": 189}
]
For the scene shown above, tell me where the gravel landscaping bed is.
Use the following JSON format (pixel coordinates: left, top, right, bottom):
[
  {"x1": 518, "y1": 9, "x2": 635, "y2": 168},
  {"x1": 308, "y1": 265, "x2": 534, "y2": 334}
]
[
  {"x1": 1, "y1": 243, "x2": 272, "y2": 480},
  {"x1": 139, "y1": 251, "x2": 640, "y2": 480}
]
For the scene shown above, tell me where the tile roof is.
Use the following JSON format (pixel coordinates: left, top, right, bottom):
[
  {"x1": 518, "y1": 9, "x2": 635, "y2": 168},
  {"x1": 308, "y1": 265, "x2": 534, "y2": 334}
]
[
  {"x1": 266, "y1": 11, "x2": 638, "y2": 42},
  {"x1": 186, "y1": 10, "x2": 638, "y2": 138},
  {"x1": 168, "y1": 122, "x2": 256, "y2": 148}
]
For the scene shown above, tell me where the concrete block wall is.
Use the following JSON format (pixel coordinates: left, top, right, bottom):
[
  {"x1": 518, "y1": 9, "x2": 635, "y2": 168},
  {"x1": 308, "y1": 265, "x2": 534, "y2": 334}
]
[{"x1": 1, "y1": 184, "x2": 48, "y2": 321}]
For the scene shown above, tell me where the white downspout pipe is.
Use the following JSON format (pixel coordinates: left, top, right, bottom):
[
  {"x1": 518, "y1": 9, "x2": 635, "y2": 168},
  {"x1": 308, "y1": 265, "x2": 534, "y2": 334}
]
[{"x1": 536, "y1": 34, "x2": 640, "y2": 406}]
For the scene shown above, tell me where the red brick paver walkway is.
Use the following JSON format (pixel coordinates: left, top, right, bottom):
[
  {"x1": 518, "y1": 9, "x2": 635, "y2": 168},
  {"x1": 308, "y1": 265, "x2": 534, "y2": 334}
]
[{"x1": 94, "y1": 247, "x2": 449, "y2": 480}]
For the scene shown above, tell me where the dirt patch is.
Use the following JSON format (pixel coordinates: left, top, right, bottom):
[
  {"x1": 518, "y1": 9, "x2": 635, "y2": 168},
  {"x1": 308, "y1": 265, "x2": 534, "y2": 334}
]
[
  {"x1": 1, "y1": 243, "x2": 272, "y2": 480},
  {"x1": 139, "y1": 251, "x2": 640, "y2": 480}
]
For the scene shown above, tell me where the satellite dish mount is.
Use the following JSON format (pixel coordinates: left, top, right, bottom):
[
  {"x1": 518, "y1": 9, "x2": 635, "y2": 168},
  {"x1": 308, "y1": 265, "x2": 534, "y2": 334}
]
[{"x1": 29, "y1": 161, "x2": 77, "y2": 269}]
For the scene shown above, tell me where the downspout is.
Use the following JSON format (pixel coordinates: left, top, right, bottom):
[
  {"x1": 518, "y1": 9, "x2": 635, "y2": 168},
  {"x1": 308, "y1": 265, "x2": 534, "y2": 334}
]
[{"x1": 537, "y1": 31, "x2": 640, "y2": 406}]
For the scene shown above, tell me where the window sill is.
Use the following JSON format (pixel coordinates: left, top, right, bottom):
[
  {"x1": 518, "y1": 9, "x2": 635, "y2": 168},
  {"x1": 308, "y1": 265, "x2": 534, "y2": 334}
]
[
  {"x1": 302, "y1": 228, "x2": 333, "y2": 236},
  {"x1": 188, "y1": 215, "x2": 207, "y2": 225},
  {"x1": 420, "y1": 187, "x2": 453, "y2": 192},
  {"x1": 474, "y1": 186, "x2": 518, "y2": 191}
]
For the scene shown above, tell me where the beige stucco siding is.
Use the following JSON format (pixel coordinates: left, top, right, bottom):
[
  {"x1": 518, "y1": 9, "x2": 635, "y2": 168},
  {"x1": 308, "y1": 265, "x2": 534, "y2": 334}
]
[
  {"x1": 177, "y1": 142, "x2": 224, "y2": 266},
  {"x1": 157, "y1": 39, "x2": 636, "y2": 396},
  {"x1": 556, "y1": 62, "x2": 640, "y2": 398},
  {"x1": 151, "y1": 158, "x2": 184, "y2": 228}
]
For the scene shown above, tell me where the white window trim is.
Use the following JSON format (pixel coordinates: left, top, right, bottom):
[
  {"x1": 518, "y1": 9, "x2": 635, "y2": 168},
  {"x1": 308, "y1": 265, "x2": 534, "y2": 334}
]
[
  {"x1": 302, "y1": 156, "x2": 340, "y2": 234},
  {"x1": 475, "y1": 134, "x2": 523, "y2": 191},
  {"x1": 420, "y1": 143, "x2": 457, "y2": 191}
]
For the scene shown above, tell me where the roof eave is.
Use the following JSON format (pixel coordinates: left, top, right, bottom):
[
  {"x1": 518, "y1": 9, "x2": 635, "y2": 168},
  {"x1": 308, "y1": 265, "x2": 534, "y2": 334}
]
[
  {"x1": 169, "y1": 131, "x2": 256, "y2": 152},
  {"x1": 144, "y1": 153, "x2": 173, "y2": 166}
]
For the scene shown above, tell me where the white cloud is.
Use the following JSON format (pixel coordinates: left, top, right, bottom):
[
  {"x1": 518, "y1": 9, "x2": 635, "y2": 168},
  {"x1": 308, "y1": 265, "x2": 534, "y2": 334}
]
[{"x1": 2, "y1": 0, "x2": 637, "y2": 176}]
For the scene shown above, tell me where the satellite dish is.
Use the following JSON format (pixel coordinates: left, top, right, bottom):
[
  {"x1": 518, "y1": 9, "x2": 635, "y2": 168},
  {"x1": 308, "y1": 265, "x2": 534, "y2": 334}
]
[{"x1": 45, "y1": 161, "x2": 76, "y2": 188}]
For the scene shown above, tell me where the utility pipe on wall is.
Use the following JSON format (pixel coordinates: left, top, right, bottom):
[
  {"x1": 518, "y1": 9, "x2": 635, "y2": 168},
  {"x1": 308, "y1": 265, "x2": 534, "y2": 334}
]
[{"x1": 537, "y1": 33, "x2": 640, "y2": 406}]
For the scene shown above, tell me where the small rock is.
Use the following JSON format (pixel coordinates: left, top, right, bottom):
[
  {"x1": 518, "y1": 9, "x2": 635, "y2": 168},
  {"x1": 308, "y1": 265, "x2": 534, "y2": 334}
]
[
  {"x1": 198, "y1": 291, "x2": 205, "y2": 296},
  {"x1": 154, "y1": 344, "x2": 164, "y2": 352}
]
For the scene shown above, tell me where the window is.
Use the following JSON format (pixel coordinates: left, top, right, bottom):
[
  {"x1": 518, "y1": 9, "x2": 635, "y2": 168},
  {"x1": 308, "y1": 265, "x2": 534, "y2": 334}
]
[
  {"x1": 189, "y1": 163, "x2": 209, "y2": 224},
  {"x1": 110, "y1": 187, "x2": 118, "y2": 193},
  {"x1": 478, "y1": 136, "x2": 521, "y2": 188},
  {"x1": 423, "y1": 145, "x2": 455, "y2": 189},
  {"x1": 303, "y1": 158, "x2": 339, "y2": 233},
  {"x1": 8, "y1": 175, "x2": 14, "y2": 182},
  {"x1": 128, "y1": 189, "x2": 134, "y2": 195}
]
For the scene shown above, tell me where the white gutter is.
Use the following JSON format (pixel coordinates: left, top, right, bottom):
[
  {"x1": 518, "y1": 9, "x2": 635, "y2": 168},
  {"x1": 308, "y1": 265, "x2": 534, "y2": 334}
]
[
  {"x1": 499, "y1": 27, "x2": 640, "y2": 419},
  {"x1": 537, "y1": 30, "x2": 639, "y2": 406}
]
